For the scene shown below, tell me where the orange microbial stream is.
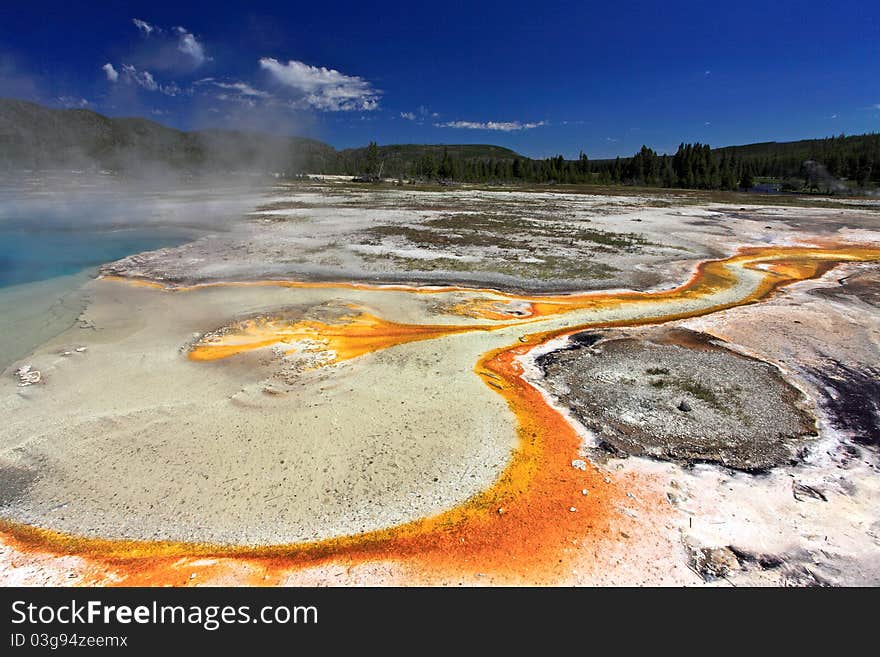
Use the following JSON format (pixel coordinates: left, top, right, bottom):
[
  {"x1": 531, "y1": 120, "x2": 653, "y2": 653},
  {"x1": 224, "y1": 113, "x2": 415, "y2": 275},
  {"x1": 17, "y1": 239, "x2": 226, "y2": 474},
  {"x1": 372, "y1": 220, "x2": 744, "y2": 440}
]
[
  {"x1": 0, "y1": 328, "x2": 614, "y2": 584},
  {"x1": 521, "y1": 245, "x2": 877, "y2": 318},
  {"x1": 188, "y1": 310, "x2": 495, "y2": 363},
  {"x1": 3, "y1": 244, "x2": 880, "y2": 585},
  {"x1": 191, "y1": 245, "x2": 878, "y2": 366}
]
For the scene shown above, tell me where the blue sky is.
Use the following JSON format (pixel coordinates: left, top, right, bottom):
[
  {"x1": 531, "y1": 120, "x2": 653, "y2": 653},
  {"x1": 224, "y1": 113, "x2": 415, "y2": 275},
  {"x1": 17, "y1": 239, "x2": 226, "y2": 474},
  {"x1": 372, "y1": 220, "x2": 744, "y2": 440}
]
[{"x1": 1, "y1": 1, "x2": 878, "y2": 158}]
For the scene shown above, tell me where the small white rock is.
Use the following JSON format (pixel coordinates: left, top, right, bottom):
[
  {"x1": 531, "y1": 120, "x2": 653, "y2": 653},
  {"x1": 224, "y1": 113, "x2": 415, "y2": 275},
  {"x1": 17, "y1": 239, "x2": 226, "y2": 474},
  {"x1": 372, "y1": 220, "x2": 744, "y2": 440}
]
[
  {"x1": 15, "y1": 365, "x2": 41, "y2": 386},
  {"x1": 569, "y1": 507, "x2": 577, "y2": 512},
  {"x1": 581, "y1": 489, "x2": 589, "y2": 496},
  {"x1": 74, "y1": 347, "x2": 87, "y2": 353},
  {"x1": 571, "y1": 459, "x2": 588, "y2": 471}
]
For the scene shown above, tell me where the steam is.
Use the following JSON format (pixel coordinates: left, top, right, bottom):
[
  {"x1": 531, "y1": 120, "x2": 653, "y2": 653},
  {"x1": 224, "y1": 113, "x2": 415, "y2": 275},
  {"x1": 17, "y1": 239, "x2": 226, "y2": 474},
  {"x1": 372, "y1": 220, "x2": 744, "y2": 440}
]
[
  {"x1": 0, "y1": 173, "x2": 268, "y2": 232},
  {"x1": 802, "y1": 160, "x2": 848, "y2": 194},
  {"x1": 0, "y1": 16, "x2": 334, "y2": 187},
  {"x1": 0, "y1": 172, "x2": 272, "y2": 372}
]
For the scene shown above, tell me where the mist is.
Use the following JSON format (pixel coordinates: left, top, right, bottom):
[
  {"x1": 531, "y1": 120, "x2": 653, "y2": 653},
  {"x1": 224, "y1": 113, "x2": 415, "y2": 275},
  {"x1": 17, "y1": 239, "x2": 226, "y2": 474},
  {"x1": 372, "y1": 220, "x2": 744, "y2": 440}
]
[
  {"x1": 0, "y1": 93, "x2": 323, "y2": 254},
  {"x1": 0, "y1": 92, "x2": 333, "y2": 189},
  {"x1": 0, "y1": 172, "x2": 269, "y2": 229}
]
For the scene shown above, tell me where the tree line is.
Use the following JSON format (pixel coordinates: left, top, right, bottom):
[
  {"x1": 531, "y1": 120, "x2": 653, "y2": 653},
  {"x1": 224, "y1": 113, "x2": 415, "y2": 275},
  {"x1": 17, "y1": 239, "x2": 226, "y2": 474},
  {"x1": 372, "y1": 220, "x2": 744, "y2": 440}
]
[{"x1": 330, "y1": 133, "x2": 880, "y2": 192}]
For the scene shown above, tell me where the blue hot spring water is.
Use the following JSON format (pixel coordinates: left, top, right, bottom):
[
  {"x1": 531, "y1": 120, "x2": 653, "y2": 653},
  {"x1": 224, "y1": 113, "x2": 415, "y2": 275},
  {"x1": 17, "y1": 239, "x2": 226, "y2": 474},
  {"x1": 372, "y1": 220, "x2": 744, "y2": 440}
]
[{"x1": 0, "y1": 201, "x2": 196, "y2": 368}]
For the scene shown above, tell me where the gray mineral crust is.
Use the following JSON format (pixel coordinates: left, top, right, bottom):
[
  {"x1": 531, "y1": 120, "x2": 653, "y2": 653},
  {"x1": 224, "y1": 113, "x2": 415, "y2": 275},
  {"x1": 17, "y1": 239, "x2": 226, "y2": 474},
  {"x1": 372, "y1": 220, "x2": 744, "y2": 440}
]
[{"x1": 537, "y1": 328, "x2": 817, "y2": 471}]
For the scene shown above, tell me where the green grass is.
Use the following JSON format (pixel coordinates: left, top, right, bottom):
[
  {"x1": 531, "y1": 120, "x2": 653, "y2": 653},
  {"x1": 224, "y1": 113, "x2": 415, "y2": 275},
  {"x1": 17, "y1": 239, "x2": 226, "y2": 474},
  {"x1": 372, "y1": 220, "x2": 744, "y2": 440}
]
[
  {"x1": 676, "y1": 380, "x2": 724, "y2": 409},
  {"x1": 644, "y1": 371, "x2": 729, "y2": 413}
]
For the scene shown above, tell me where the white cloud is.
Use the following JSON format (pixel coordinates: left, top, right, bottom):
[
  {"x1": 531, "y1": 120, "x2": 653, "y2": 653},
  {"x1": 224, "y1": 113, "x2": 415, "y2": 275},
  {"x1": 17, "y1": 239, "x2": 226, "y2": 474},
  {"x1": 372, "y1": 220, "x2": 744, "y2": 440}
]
[
  {"x1": 212, "y1": 81, "x2": 270, "y2": 98},
  {"x1": 129, "y1": 19, "x2": 209, "y2": 67},
  {"x1": 193, "y1": 79, "x2": 271, "y2": 105},
  {"x1": 174, "y1": 27, "x2": 209, "y2": 66},
  {"x1": 102, "y1": 62, "x2": 119, "y2": 82},
  {"x1": 159, "y1": 81, "x2": 182, "y2": 96},
  {"x1": 132, "y1": 18, "x2": 155, "y2": 35},
  {"x1": 873, "y1": 104, "x2": 880, "y2": 110},
  {"x1": 121, "y1": 64, "x2": 158, "y2": 91},
  {"x1": 115, "y1": 64, "x2": 178, "y2": 96},
  {"x1": 400, "y1": 106, "x2": 437, "y2": 123},
  {"x1": 109, "y1": 64, "x2": 185, "y2": 96},
  {"x1": 259, "y1": 57, "x2": 380, "y2": 111},
  {"x1": 434, "y1": 120, "x2": 545, "y2": 132}
]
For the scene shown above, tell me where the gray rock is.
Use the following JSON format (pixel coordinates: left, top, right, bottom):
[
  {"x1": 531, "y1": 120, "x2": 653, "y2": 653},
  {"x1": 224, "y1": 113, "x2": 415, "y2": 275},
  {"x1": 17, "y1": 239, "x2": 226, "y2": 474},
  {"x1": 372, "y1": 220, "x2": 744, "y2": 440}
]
[{"x1": 688, "y1": 544, "x2": 742, "y2": 581}]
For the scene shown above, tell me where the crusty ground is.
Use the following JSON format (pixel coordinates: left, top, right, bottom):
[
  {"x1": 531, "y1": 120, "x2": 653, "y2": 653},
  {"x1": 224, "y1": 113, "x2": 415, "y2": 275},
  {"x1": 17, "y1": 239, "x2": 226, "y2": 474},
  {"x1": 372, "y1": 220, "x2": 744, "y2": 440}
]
[{"x1": 1, "y1": 180, "x2": 879, "y2": 585}]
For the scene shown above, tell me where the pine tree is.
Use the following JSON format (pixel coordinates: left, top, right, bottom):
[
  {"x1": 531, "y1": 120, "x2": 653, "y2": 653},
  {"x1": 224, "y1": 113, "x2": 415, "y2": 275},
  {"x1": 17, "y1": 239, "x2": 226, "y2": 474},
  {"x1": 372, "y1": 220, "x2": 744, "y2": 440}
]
[
  {"x1": 365, "y1": 141, "x2": 380, "y2": 175},
  {"x1": 438, "y1": 148, "x2": 454, "y2": 179}
]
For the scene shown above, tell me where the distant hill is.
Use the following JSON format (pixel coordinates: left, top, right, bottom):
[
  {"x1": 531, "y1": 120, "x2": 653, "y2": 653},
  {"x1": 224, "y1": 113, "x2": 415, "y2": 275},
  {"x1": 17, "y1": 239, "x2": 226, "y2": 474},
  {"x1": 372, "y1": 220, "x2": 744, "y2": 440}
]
[
  {"x1": 2, "y1": 98, "x2": 876, "y2": 191},
  {"x1": 713, "y1": 134, "x2": 879, "y2": 161},
  {"x1": 585, "y1": 134, "x2": 880, "y2": 190},
  {"x1": 588, "y1": 134, "x2": 880, "y2": 169},
  {"x1": 334, "y1": 143, "x2": 523, "y2": 178},
  {"x1": 711, "y1": 134, "x2": 880, "y2": 182},
  {"x1": 0, "y1": 98, "x2": 336, "y2": 174},
  {"x1": 342, "y1": 143, "x2": 521, "y2": 161},
  {"x1": 0, "y1": 99, "x2": 524, "y2": 177}
]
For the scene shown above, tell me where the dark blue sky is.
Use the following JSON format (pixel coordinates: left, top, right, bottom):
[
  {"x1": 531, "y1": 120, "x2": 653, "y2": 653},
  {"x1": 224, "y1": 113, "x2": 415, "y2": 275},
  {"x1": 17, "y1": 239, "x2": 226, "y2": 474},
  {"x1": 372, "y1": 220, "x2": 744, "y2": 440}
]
[{"x1": 1, "y1": 0, "x2": 878, "y2": 158}]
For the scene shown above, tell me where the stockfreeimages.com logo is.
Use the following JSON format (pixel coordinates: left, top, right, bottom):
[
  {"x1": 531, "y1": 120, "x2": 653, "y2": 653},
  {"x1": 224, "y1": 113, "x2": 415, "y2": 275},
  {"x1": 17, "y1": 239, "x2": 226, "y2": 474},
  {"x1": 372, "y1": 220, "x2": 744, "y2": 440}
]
[{"x1": 11, "y1": 600, "x2": 317, "y2": 631}]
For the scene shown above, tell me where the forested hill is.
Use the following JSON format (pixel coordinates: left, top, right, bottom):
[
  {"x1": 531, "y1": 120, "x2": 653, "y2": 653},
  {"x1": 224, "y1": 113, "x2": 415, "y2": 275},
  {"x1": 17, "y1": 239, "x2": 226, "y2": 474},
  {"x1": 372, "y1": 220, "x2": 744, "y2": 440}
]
[
  {"x1": 0, "y1": 99, "x2": 521, "y2": 176},
  {"x1": 336, "y1": 143, "x2": 522, "y2": 177},
  {"x1": 338, "y1": 135, "x2": 879, "y2": 192},
  {"x1": 0, "y1": 98, "x2": 337, "y2": 173},
  {"x1": 713, "y1": 134, "x2": 880, "y2": 181},
  {"x1": 527, "y1": 134, "x2": 880, "y2": 191},
  {"x1": 2, "y1": 98, "x2": 877, "y2": 192}
]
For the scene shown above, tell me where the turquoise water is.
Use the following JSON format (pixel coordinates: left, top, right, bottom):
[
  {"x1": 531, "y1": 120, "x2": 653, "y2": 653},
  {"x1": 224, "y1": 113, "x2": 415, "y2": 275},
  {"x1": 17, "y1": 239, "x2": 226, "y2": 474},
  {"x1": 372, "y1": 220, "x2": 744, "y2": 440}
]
[
  {"x1": 0, "y1": 223, "x2": 192, "y2": 369},
  {"x1": 0, "y1": 199, "x2": 197, "y2": 368},
  {"x1": 0, "y1": 176, "x2": 266, "y2": 368},
  {"x1": 0, "y1": 270, "x2": 94, "y2": 370},
  {"x1": 0, "y1": 224, "x2": 190, "y2": 289}
]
